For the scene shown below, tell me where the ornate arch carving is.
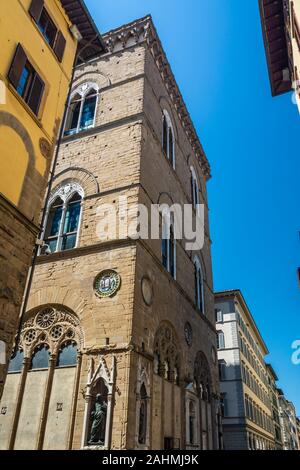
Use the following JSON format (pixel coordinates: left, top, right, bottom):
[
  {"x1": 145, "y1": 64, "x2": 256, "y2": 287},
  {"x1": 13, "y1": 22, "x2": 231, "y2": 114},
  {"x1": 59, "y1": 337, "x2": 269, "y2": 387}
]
[
  {"x1": 194, "y1": 351, "x2": 212, "y2": 400},
  {"x1": 53, "y1": 167, "x2": 99, "y2": 196},
  {"x1": 153, "y1": 321, "x2": 181, "y2": 383},
  {"x1": 19, "y1": 306, "x2": 84, "y2": 357}
]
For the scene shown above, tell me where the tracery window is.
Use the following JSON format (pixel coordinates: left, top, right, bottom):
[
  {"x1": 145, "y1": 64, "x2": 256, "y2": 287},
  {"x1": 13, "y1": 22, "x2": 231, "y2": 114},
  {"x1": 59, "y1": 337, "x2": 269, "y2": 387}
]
[
  {"x1": 194, "y1": 256, "x2": 204, "y2": 314},
  {"x1": 154, "y1": 323, "x2": 180, "y2": 384},
  {"x1": 43, "y1": 182, "x2": 83, "y2": 253},
  {"x1": 64, "y1": 83, "x2": 99, "y2": 136},
  {"x1": 161, "y1": 212, "x2": 176, "y2": 278},
  {"x1": 138, "y1": 384, "x2": 148, "y2": 445},
  {"x1": 190, "y1": 166, "x2": 200, "y2": 211},
  {"x1": 162, "y1": 110, "x2": 175, "y2": 168},
  {"x1": 12, "y1": 306, "x2": 83, "y2": 370}
]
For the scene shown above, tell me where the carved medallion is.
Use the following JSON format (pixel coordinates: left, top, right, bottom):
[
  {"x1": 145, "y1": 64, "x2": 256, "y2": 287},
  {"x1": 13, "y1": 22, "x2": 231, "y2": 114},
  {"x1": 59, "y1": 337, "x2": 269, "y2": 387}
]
[
  {"x1": 39, "y1": 138, "x2": 52, "y2": 159},
  {"x1": 94, "y1": 270, "x2": 121, "y2": 298},
  {"x1": 141, "y1": 277, "x2": 153, "y2": 306},
  {"x1": 184, "y1": 322, "x2": 193, "y2": 346}
]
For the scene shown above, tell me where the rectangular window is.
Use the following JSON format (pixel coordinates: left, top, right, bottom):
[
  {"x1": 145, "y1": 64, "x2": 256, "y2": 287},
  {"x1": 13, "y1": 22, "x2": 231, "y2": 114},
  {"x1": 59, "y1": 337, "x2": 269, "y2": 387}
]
[
  {"x1": 8, "y1": 44, "x2": 45, "y2": 116},
  {"x1": 29, "y1": 0, "x2": 66, "y2": 62},
  {"x1": 37, "y1": 8, "x2": 58, "y2": 47}
]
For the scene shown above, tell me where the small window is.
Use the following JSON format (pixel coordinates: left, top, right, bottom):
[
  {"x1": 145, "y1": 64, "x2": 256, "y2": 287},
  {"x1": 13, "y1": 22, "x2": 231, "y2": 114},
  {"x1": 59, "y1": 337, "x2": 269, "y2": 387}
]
[
  {"x1": 30, "y1": 345, "x2": 49, "y2": 370},
  {"x1": 64, "y1": 86, "x2": 98, "y2": 136},
  {"x1": 138, "y1": 384, "x2": 148, "y2": 445},
  {"x1": 217, "y1": 331, "x2": 225, "y2": 350},
  {"x1": 215, "y1": 309, "x2": 223, "y2": 323},
  {"x1": 37, "y1": 8, "x2": 58, "y2": 47},
  {"x1": 8, "y1": 44, "x2": 45, "y2": 116},
  {"x1": 161, "y1": 213, "x2": 176, "y2": 279},
  {"x1": 190, "y1": 167, "x2": 200, "y2": 211},
  {"x1": 218, "y1": 360, "x2": 226, "y2": 381},
  {"x1": 194, "y1": 257, "x2": 204, "y2": 314},
  {"x1": 162, "y1": 111, "x2": 175, "y2": 168}
]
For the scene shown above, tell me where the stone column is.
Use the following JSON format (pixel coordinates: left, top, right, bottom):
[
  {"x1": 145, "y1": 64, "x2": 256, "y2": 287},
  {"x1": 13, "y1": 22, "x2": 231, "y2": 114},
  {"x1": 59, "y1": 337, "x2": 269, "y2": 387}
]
[
  {"x1": 36, "y1": 353, "x2": 56, "y2": 449},
  {"x1": 8, "y1": 356, "x2": 30, "y2": 450}
]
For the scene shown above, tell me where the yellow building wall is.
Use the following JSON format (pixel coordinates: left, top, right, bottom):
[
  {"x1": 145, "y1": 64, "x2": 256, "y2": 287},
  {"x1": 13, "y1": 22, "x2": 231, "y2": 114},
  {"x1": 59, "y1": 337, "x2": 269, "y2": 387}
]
[{"x1": 0, "y1": 0, "x2": 77, "y2": 220}]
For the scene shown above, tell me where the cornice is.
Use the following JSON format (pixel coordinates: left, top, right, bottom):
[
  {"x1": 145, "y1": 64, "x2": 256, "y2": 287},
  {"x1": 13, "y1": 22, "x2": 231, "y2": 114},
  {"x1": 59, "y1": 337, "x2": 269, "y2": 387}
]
[{"x1": 103, "y1": 15, "x2": 211, "y2": 180}]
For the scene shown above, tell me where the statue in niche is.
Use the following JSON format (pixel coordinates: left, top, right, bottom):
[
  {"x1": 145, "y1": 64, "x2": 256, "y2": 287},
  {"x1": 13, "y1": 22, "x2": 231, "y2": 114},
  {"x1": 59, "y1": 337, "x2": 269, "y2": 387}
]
[{"x1": 89, "y1": 394, "x2": 107, "y2": 445}]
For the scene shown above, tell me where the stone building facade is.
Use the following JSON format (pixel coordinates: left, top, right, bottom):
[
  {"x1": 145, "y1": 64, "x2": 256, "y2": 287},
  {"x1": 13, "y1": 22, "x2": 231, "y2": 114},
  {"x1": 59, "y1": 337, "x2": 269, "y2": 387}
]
[{"x1": 0, "y1": 16, "x2": 220, "y2": 450}]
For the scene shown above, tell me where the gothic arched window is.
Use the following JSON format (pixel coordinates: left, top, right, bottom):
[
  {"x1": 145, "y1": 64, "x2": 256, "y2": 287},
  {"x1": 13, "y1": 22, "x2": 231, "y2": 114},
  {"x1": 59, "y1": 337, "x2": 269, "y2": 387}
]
[
  {"x1": 56, "y1": 342, "x2": 77, "y2": 367},
  {"x1": 161, "y1": 212, "x2": 176, "y2": 279},
  {"x1": 64, "y1": 84, "x2": 99, "y2": 136},
  {"x1": 162, "y1": 110, "x2": 175, "y2": 168},
  {"x1": 154, "y1": 323, "x2": 180, "y2": 384},
  {"x1": 190, "y1": 166, "x2": 200, "y2": 211},
  {"x1": 30, "y1": 344, "x2": 50, "y2": 370},
  {"x1": 8, "y1": 349, "x2": 24, "y2": 373},
  {"x1": 194, "y1": 256, "x2": 204, "y2": 314},
  {"x1": 138, "y1": 384, "x2": 148, "y2": 445},
  {"x1": 44, "y1": 184, "x2": 83, "y2": 253}
]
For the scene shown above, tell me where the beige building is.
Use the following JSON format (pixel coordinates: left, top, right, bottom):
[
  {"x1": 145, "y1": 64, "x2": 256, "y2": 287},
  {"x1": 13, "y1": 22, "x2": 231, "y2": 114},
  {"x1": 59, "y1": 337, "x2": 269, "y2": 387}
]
[
  {"x1": 215, "y1": 290, "x2": 276, "y2": 450},
  {"x1": 266, "y1": 364, "x2": 283, "y2": 449},
  {"x1": 0, "y1": 16, "x2": 220, "y2": 450},
  {"x1": 259, "y1": 0, "x2": 300, "y2": 110}
]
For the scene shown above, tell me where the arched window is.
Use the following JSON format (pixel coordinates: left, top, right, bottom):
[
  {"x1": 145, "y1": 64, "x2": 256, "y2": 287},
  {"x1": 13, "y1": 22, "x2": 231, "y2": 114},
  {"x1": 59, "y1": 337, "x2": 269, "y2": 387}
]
[
  {"x1": 138, "y1": 384, "x2": 148, "y2": 445},
  {"x1": 44, "y1": 184, "x2": 83, "y2": 253},
  {"x1": 8, "y1": 349, "x2": 24, "y2": 373},
  {"x1": 56, "y1": 342, "x2": 77, "y2": 367},
  {"x1": 30, "y1": 344, "x2": 50, "y2": 370},
  {"x1": 161, "y1": 212, "x2": 176, "y2": 278},
  {"x1": 162, "y1": 110, "x2": 175, "y2": 168},
  {"x1": 190, "y1": 166, "x2": 200, "y2": 211},
  {"x1": 194, "y1": 256, "x2": 204, "y2": 314},
  {"x1": 217, "y1": 331, "x2": 225, "y2": 350},
  {"x1": 64, "y1": 84, "x2": 99, "y2": 136}
]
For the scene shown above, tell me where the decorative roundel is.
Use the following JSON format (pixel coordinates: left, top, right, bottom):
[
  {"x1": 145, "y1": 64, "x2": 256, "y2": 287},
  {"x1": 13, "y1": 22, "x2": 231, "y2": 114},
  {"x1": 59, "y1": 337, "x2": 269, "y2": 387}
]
[
  {"x1": 36, "y1": 308, "x2": 55, "y2": 329},
  {"x1": 211, "y1": 346, "x2": 217, "y2": 364},
  {"x1": 94, "y1": 270, "x2": 121, "y2": 298},
  {"x1": 184, "y1": 322, "x2": 193, "y2": 346},
  {"x1": 50, "y1": 325, "x2": 63, "y2": 340},
  {"x1": 24, "y1": 329, "x2": 36, "y2": 344},
  {"x1": 141, "y1": 276, "x2": 153, "y2": 306}
]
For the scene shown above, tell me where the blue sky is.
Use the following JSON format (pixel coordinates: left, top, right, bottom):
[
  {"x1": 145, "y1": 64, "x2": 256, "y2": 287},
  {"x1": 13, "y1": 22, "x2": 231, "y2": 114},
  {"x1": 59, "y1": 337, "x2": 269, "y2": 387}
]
[{"x1": 85, "y1": 0, "x2": 300, "y2": 413}]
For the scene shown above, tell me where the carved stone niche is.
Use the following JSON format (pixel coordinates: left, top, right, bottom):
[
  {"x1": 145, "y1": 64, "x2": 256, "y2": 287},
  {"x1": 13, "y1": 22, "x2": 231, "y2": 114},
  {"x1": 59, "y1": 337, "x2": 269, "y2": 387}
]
[{"x1": 81, "y1": 356, "x2": 116, "y2": 450}]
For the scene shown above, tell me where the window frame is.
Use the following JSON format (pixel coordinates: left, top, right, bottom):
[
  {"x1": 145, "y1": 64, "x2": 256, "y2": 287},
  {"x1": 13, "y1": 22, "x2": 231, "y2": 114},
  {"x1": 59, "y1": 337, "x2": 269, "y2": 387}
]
[
  {"x1": 217, "y1": 331, "x2": 225, "y2": 350},
  {"x1": 63, "y1": 84, "x2": 99, "y2": 137},
  {"x1": 162, "y1": 110, "x2": 176, "y2": 169},
  {"x1": 161, "y1": 211, "x2": 176, "y2": 279},
  {"x1": 193, "y1": 256, "x2": 205, "y2": 314},
  {"x1": 42, "y1": 184, "x2": 84, "y2": 254}
]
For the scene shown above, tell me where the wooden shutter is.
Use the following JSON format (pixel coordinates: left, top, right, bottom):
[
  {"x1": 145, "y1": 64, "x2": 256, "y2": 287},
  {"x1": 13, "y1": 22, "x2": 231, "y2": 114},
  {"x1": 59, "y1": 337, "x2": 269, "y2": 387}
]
[
  {"x1": 8, "y1": 44, "x2": 27, "y2": 89},
  {"x1": 27, "y1": 73, "x2": 45, "y2": 115},
  {"x1": 29, "y1": 0, "x2": 44, "y2": 23},
  {"x1": 54, "y1": 31, "x2": 66, "y2": 62}
]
